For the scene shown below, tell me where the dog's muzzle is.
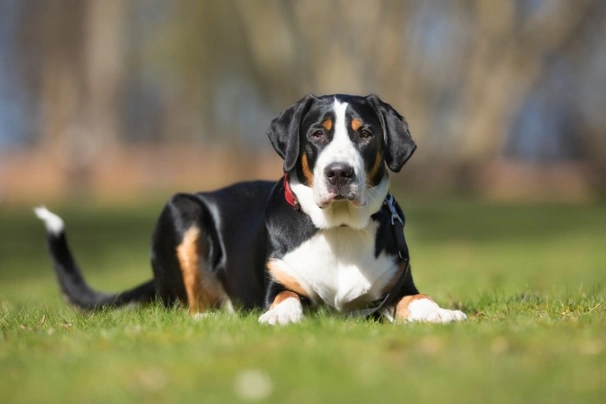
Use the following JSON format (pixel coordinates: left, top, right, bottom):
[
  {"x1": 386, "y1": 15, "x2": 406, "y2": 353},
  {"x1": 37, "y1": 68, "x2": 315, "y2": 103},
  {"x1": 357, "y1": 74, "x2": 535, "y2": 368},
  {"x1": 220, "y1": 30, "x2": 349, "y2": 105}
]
[{"x1": 322, "y1": 162, "x2": 359, "y2": 203}]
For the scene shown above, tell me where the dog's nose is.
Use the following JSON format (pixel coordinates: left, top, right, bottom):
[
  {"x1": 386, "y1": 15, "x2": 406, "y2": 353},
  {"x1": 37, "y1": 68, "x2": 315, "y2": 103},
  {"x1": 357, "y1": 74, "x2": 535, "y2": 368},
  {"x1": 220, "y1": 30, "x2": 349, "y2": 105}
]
[{"x1": 324, "y1": 163, "x2": 355, "y2": 186}]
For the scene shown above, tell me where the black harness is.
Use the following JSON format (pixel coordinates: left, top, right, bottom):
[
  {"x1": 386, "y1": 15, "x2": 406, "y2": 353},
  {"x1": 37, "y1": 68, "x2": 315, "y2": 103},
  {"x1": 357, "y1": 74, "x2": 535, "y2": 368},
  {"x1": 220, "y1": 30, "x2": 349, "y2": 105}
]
[{"x1": 365, "y1": 193, "x2": 411, "y2": 321}]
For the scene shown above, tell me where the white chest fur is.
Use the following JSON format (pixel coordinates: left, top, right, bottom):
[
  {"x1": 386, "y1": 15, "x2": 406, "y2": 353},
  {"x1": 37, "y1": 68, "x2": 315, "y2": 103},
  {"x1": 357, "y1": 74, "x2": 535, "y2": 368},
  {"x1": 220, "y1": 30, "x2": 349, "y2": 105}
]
[{"x1": 271, "y1": 221, "x2": 398, "y2": 311}]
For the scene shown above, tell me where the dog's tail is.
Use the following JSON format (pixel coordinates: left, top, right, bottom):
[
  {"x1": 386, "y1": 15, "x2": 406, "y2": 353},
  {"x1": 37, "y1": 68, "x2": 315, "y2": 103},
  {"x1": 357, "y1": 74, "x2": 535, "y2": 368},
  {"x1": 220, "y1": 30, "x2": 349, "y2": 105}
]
[{"x1": 34, "y1": 207, "x2": 156, "y2": 311}]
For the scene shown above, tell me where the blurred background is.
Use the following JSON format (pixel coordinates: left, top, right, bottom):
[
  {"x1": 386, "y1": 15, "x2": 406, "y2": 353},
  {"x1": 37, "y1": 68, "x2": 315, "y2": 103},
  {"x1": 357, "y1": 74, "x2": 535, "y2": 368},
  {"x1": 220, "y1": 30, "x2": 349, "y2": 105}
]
[
  {"x1": 1, "y1": 6, "x2": 606, "y2": 400},
  {"x1": 0, "y1": 0, "x2": 605, "y2": 205}
]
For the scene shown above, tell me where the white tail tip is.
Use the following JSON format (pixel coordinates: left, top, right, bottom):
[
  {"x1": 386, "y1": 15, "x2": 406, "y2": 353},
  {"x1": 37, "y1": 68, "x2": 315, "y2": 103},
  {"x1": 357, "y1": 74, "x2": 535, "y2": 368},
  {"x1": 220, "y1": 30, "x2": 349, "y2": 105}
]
[{"x1": 34, "y1": 206, "x2": 65, "y2": 236}]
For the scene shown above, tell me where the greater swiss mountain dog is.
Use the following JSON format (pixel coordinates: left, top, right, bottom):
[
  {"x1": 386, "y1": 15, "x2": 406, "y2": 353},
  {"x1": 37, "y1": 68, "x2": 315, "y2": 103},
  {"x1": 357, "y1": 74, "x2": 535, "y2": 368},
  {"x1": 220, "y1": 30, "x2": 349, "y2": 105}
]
[{"x1": 35, "y1": 94, "x2": 466, "y2": 325}]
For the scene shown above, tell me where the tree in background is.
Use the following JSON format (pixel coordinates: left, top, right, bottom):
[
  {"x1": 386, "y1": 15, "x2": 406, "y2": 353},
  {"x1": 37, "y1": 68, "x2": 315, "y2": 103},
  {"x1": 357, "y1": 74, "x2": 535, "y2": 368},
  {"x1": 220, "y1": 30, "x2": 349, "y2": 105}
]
[{"x1": 1, "y1": 0, "x2": 605, "y2": 202}]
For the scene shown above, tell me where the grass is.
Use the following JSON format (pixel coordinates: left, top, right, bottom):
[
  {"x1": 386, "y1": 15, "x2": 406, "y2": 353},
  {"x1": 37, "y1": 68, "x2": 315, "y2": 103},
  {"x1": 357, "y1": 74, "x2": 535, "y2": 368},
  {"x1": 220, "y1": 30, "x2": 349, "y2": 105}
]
[{"x1": 1, "y1": 198, "x2": 605, "y2": 403}]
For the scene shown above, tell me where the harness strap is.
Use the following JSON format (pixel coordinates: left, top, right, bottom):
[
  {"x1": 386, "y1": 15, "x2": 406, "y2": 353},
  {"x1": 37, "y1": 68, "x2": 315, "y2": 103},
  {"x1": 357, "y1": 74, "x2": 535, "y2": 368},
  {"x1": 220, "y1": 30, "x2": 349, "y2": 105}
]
[{"x1": 365, "y1": 193, "x2": 410, "y2": 321}]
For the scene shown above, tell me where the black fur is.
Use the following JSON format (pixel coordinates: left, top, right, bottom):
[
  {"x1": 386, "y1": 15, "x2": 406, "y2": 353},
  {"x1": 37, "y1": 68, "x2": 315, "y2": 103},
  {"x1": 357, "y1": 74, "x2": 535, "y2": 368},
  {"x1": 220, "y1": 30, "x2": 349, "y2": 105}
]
[
  {"x1": 150, "y1": 181, "x2": 272, "y2": 309},
  {"x1": 267, "y1": 94, "x2": 316, "y2": 173},
  {"x1": 367, "y1": 94, "x2": 417, "y2": 172},
  {"x1": 43, "y1": 230, "x2": 155, "y2": 310},
  {"x1": 38, "y1": 94, "x2": 419, "y2": 315}
]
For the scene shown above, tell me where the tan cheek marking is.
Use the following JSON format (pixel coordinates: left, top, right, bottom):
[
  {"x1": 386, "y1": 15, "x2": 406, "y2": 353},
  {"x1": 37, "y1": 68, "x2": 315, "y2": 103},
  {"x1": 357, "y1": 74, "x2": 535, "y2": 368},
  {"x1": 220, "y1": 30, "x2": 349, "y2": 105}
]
[
  {"x1": 351, "y1": 118, "x2": 363, "y2": 131},
  {"x1": 267, "y1": 261, "x2": 309, "y2": 298},
  {"x1": 177, "y1": 226, "x2": 225, "y2": 314},
  {"x1": 301, "y1": 153, "x2": 314, "y2": 186},
  {"x1": 395, "y1": 294, "x2": 433, "y2": 321},
  {"x1": 367, "y1": 151, "x2": 384, "y2": 186},
  {"x1": 269, "y1": 291, "x2": 300, "y2": 310},
  {"x1": 322, "y1": 119, "x2": 333, "y2": 131}
]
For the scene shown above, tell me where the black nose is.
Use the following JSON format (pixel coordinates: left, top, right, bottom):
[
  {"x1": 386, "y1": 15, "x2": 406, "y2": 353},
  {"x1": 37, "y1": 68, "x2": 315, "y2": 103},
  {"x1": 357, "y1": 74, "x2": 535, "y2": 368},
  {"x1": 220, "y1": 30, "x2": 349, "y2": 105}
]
[{"x1": 324, "y1": 163, "x2": 355, "y2": 186}]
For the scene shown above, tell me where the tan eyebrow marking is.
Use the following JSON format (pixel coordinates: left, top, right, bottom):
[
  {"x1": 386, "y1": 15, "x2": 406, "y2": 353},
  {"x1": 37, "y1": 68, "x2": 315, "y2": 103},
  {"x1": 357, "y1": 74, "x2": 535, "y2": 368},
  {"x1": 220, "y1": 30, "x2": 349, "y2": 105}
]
[
  {"x1": 322, "y1": 119, "x2": 333, "y2": 131},
  {"x1": 351, "y1": 118, "x2": 363, "y2": 131}
]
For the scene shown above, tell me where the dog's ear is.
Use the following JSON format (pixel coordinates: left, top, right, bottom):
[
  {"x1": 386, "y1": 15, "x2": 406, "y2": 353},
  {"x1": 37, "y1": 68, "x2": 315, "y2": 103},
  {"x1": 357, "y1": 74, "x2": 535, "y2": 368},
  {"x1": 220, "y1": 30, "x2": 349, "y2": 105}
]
[
  {"x1": 367, "y1": 94, "x2": 417, "y2": 173},
  {"x1": 267, "y1": 94, "x2": 315, "y2": 173}
]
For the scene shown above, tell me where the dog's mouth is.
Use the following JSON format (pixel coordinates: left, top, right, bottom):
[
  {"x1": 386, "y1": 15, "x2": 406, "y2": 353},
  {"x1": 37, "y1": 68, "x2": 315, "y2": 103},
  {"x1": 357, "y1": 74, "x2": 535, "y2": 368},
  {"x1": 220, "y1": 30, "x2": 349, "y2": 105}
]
[{"x1": 317, "y1": 190, "x2": 364, "y2": 209}]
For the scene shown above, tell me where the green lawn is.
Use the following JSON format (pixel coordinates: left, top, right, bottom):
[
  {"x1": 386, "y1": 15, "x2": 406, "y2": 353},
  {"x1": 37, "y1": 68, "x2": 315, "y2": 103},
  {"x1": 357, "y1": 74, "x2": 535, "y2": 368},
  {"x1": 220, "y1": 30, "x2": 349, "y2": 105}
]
[{"x1": 1, "y1": 198, "x2": 605, "y2": 403}]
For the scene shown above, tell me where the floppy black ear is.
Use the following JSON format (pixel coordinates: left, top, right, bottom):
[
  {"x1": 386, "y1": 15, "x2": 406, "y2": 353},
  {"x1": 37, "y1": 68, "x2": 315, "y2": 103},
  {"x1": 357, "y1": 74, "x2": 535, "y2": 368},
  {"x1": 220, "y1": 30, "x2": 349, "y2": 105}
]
[
  {"x1": 367, "y1": 94, "x2": 417, "y2": 173},
  {"x1": 267, "y1": 94, "x2": 316, "y2": 173}
]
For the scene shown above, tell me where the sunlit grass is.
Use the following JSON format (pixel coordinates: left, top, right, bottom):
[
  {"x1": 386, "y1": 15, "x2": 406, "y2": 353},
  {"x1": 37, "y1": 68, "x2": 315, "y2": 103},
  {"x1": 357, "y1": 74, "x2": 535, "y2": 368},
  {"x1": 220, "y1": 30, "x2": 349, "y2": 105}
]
[{"x1": 1, "y1": 199, "x2": 605, "y2": 403}]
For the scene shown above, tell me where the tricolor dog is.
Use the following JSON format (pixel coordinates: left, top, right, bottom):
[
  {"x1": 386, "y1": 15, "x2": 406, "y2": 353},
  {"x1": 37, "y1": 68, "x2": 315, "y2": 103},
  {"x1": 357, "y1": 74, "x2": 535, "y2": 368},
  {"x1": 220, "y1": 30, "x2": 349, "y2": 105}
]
[{"x1": 36, "y1": 94, "x2": 466, "y2": 325}]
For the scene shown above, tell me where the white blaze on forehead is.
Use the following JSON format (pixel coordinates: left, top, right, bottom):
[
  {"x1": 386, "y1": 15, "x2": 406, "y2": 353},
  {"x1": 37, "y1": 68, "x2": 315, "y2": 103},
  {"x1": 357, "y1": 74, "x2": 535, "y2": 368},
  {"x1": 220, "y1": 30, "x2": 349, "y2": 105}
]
[
  {"x1": 324, "y1": 99, "x2": 359, "y2": 165},
  {"x1": 314, "y1": 99, "x2": 365, "y2": 184},
  {"x1": 333, "y1": 98, "x2": 349, "y2": 141}
]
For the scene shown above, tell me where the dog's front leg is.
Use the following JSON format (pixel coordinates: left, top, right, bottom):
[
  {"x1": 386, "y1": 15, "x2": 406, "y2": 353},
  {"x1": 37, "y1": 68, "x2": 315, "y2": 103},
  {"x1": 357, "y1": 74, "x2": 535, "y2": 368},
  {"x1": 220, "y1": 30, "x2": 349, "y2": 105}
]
[
  {"x1": 394, "y1": 294, "x2": 466, "y2": 323},
  {"x1": 259, "y1": 290, "x2": 304, "y2": 326},
  {"x1": 260, "y1": 261, "x2": 310, "y2": 326}
]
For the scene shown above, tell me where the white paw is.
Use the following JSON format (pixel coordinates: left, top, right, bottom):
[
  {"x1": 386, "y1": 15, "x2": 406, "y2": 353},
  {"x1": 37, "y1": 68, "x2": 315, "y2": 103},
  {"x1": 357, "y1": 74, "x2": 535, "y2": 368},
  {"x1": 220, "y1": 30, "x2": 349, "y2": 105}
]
[
  {"x1": 258, "y1": 298, "x2": 304, "y2": 326},
  {"x1": 192, "y1": 312, "x2": 213, "y2": 320},
  {"x1": 408, "y1": 298, "x2": 467, "y2": 323}
]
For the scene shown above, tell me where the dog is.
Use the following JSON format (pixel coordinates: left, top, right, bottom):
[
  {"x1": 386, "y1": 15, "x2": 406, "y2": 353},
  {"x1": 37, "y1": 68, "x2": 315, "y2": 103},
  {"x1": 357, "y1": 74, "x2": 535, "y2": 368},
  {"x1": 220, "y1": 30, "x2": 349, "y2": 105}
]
[{"x1": 35, "y1": 94, "x2": 466, "y2": 325}]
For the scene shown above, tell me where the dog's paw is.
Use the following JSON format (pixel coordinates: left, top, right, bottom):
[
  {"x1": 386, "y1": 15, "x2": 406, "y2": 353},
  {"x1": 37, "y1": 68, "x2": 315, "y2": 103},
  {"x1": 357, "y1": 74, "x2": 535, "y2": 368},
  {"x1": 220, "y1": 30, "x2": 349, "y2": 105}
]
[
  {"x1": 258, "y1": 298, "x2": 304, "y2": 326},
  {"x1": 421, "y1": 308, "x2": 467, "y2": 323},
  {"x1": 408, "y1": 298, "x2": 467, "y2": 323}
]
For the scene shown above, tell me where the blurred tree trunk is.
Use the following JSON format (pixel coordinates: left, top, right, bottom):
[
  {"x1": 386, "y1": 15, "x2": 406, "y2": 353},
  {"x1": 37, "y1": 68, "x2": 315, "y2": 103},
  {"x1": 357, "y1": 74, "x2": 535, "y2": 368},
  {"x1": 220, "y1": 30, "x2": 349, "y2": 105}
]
[
  {"x1": 459, "y1": 0, "x2": 598, "y2": 161},
  {"x1": 35, "y1": 0, "x2": 127, "y2": 196},
  {"x1": 84, "y1": 0, "x2": 128, "y2": 155},
  {"x1": 38, "y1": 0, "x2": 86, "y2": 162}
]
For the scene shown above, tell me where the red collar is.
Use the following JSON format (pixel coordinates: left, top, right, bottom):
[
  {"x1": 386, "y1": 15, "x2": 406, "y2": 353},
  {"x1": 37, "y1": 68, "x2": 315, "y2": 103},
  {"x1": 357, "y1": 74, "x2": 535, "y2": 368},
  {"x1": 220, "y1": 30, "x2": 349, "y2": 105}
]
[{"x1": 283, "y1": 174, "x2": 299, "y2": 210}]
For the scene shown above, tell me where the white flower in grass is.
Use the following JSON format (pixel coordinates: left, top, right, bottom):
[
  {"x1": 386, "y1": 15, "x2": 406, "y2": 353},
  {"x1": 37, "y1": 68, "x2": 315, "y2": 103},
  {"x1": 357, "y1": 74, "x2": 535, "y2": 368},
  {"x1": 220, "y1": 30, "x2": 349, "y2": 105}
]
[{"x1": 234, "y1": 369, "x2": 273, "y2": 401}]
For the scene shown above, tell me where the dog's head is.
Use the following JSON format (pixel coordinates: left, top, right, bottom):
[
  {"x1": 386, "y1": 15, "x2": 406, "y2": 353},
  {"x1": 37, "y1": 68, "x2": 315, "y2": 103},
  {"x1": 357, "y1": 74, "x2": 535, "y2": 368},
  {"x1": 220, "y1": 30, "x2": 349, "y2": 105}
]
[{"x1": 268, "y1": 94, "x2": 416, "y2": 228}]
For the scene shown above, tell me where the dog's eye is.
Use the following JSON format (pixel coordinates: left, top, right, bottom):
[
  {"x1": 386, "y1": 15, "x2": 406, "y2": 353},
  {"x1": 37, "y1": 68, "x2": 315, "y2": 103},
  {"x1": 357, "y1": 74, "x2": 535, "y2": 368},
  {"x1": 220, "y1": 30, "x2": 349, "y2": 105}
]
[
  {"x1": 360, "y1": 129, "x2": 372, "y2": 138},
  {"x1": 311, "y1": 130, "x2": 324, "y2": 139}
]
